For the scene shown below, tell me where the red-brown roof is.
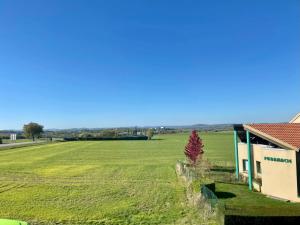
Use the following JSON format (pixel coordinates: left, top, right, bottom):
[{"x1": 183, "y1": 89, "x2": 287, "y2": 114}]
[{"x1": 244, "y1": 123, "x2": 300, "y2": 150}]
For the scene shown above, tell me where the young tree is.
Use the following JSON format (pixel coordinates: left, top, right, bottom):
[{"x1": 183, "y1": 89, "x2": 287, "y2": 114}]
[
  {"x1": 23, "y1": 122, "x2": 44, "y2": 141},
  {"x1": 184, "y1": 130, "x2": 204, "y2": 165},
  {"x1": 146, "y1": 129, "x2": 154, "y2": 140}
]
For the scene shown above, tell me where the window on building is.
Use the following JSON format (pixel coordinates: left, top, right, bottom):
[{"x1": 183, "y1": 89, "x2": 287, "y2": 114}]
[
  {"x1": 243, "y1": 159, "x2": 248, "y2": 171},
  {"x1": 256, "y1": 161, "x2": 261, "y2": 174}
]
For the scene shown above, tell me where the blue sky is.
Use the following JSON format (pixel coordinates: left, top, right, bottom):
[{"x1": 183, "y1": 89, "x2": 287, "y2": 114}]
[{"x1": 0, "y1": 0, "x2": 300, "y2": 129}]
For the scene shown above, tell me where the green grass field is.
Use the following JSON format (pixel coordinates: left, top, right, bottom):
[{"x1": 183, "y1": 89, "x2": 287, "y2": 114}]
[
  {"x1": 1, "y1": 139, "x2": 33, "y2": 144},
  {"x1": 0, "y1": 132, "x2": 299, "y2": 224},
  {"x1": 215, "y1": 182, "x2": 300, "y2": 216},
  {"x1": 0, "y1": 133, "x2": 227, "y2": 225}
]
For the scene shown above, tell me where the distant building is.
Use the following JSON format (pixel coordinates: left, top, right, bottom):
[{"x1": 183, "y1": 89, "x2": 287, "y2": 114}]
[
  {"x1": 10, "y1": 133, "x2": 17, "y2": 141},
  {"x1": 233, "y1": 112, "x2": 300, "y2": 202}
]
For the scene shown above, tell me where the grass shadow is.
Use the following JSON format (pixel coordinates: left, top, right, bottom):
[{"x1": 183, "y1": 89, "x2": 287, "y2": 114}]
[
  {"x1": 215, "y1": 191, "x2": 236, "y2": 199},
  {"x1": 215, "y1": 181, "x2": 247, "y2": 186},
  {"x1": 211, "y1": 166, "x2": 235, "y2": 173}
]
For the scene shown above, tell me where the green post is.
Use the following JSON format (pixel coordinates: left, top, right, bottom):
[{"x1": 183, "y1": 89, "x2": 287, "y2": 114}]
[
  {"x1": 246, "y1": 130, "x2": 252, "y2": 191},
  {"x1": 234, "y1": 130, "x2": 239, "y2": 179}
]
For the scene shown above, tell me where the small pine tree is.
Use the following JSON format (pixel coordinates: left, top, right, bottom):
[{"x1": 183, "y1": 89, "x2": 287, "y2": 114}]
[{"x1": 184, "y1": 130, "x2": 204, "y2": 165}]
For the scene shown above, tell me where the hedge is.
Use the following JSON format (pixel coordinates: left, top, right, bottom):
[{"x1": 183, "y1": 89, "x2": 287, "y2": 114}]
[{"x1": 224, "y1": 215, "x2": 300, "y2": 225}]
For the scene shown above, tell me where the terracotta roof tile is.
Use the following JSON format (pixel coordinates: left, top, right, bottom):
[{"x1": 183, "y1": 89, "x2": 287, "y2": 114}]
[{"x1": 245, "y1": 123, "x2": 300, "y2": 150}]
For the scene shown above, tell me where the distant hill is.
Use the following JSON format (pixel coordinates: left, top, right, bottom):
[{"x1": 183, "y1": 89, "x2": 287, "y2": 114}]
[
  {"x1": 165, "y1": 124, "x2": 233, "y2": 131},
  {"x1": 45, "y1": 124, "x2": 234, "y2": 132},
  {"x1": 1, "y1": 124, "x2": 233, "y2": 133}
]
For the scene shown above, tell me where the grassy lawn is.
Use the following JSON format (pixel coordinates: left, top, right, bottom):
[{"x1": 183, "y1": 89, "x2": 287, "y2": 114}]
[
  {"x1": 199, "y1": 131, "x2": 234, "y2": 165},
  {"x1": 215, "y1": 182, "x2": 300, "y2": 216},
  {"x1": 1, "y1": 139, "x2": 34, "y2": 144},
  {"x1": 0, "y1": 133, "x2": 214, "y2": 225}
]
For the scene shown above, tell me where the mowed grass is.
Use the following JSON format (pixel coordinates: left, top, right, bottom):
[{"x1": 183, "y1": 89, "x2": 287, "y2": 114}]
[
  {"x1": 2, "y1": 139, "x2": 34, "y2": 144},
  {"x1": 0, "y1": 132, "x2": 229, "y2": 225},
  {"x1": 215, "y1": 182, "x2": 300, "y2": 216}
]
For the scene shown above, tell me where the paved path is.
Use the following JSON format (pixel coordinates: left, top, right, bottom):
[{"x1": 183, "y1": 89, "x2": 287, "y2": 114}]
[{"x1": 0, "y1": 141, "x2": 45, "y2": 149}]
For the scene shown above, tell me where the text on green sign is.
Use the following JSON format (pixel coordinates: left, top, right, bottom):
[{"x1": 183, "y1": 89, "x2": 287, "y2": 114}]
[{"x1": 264, "y1": 157, "x2": 292, "y2": 163}]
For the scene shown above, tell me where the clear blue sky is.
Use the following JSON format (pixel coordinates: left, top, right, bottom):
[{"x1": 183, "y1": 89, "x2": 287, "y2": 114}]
[{"x1": 0, "y1": 0, "x2": 299, "y2": 129}]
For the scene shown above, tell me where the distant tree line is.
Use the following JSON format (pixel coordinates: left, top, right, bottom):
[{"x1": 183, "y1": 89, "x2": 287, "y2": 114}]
[
  {"x1": 43, "y1": 127, "x2": 155, "y2": 139},
  {"x1": 0, "y1": 124, "x2": 233, "y2": 143}
]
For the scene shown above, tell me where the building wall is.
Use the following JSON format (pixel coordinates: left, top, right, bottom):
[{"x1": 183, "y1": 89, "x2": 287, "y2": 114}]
[
  {"x1": 238, "y1": 143, "x2": 248, "y2": 176},
  {"x1": 261, "y1": 148, "x2": 298, "y2": 202},
  {"x1": 238, "y1": 143, "x2": 263, "y2": 179},
  {"x1": 238, "y1": 143, "x2": 300, "y2": 202}
]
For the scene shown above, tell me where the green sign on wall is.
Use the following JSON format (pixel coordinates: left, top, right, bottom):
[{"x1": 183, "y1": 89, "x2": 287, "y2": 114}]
[{"x1": 264, "y1": 156, "x2": 292, "y2": 163}]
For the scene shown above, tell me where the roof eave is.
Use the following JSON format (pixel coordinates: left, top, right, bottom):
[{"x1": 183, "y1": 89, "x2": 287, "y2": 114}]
[{"x1": 243, "y1": 124, "x2": 298, "y2": 151}]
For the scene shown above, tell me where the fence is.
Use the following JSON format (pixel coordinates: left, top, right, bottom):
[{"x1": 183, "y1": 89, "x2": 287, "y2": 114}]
[
  {"x1": 176, "y1": 160, "x2": 197, "y2": 182},
  {"x1": 223, "y1": 215, "x2": 300, "y2": 225},
  {"x1": 201, "y1": 185, "x2": 218, "y2": 208},
  {"x1": 200, "y1": 184, "x2": 227, "y2": 225},
  {"x1": 176, "y1": 160, "x2": 229, "y2": 224}
]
